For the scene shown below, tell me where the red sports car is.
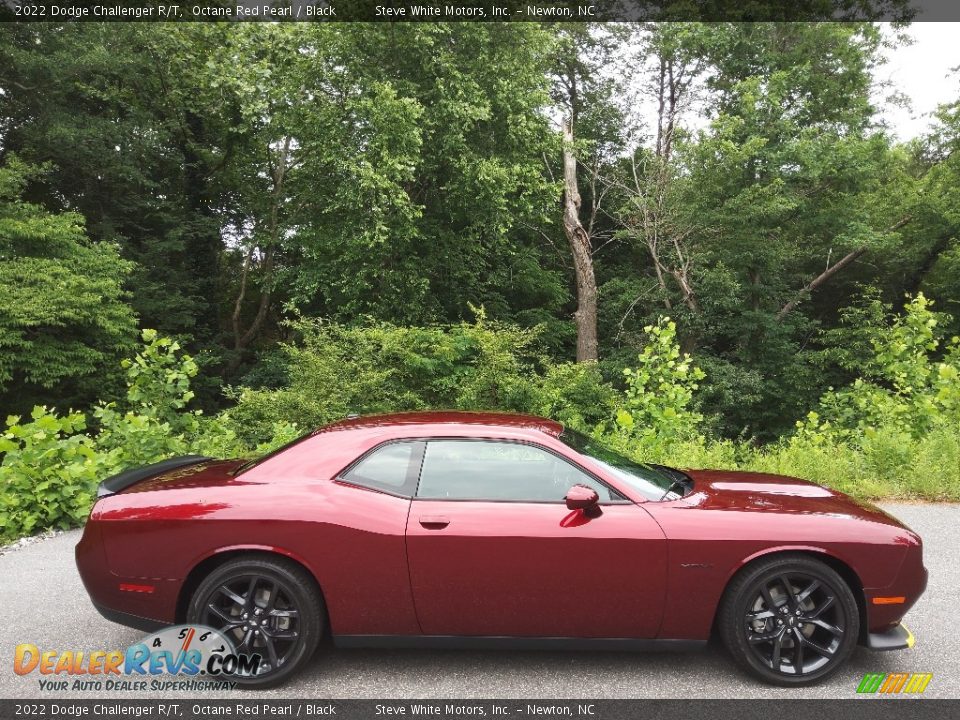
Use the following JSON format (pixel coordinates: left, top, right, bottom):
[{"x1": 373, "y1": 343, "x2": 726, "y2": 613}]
[{"x1": 76, "y1": 411, "x2": 926, "y2": 687}]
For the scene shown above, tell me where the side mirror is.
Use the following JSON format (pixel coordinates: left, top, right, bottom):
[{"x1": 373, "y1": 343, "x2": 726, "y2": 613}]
[{"x1": 565, "y1": 484, "x2": 600, "y2": 511}]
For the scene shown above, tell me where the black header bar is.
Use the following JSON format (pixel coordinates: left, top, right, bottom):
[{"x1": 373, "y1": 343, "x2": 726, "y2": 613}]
[
  {"x1": 4, "y1": 0, "x2": 959, "y2": 23},
  {"x1": 0, "y1": 700, "x2": 956, "y2": 720}
]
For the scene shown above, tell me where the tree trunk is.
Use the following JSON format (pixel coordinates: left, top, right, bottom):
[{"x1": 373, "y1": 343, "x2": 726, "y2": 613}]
[
  {"x1": 237, "y1": 245, "x2": 273, "y2": 350},
  {"x1": 182, "y1": 110, "x2": 221, "y2": 342},
  {"x1": 776, "y1": 247, "x2": 868, "y2": 320},
  {"x1": 561, "y1": 117, "x2": 599, "y2": 363},
  {"x1": 230, "y1": 138, "x2": 292, "y2": 363},
  {"x1": 776, "y1": 216, "x2": 912, "y2": 320}
]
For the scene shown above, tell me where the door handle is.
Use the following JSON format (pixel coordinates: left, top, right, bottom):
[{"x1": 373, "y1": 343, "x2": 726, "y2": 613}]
[{"x1": 419, "y1": 516, "x2": 450, "y2": 529}]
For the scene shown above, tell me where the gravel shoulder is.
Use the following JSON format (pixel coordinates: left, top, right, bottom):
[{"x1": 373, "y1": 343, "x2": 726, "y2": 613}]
[{"x1": 0, "y1": 504, "x2": 954, "y2": 699}]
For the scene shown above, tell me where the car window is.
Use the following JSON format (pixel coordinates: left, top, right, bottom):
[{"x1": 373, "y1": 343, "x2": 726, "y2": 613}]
[
  {"x1": 416, "y1": 440, "x2": 622, "y2": 502},
  {"x1": 341, "y1": 442, "x2": 421, "y2": 496},
  {"x1": 559, "y1": 429, "x2": 683, "y2": 501}
]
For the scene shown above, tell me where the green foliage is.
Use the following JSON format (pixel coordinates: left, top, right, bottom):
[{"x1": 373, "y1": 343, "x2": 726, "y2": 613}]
[
  {"x1": 227, "y1": 313, "x2": 630, "y2": 450},
  {"x1": 615, "y1": 319, "x2": 706, "y2": 448},
  {"x1": 0, "y1": 157, "x2": 138, "y2": 416},
  {"x1": 5, "y1": 23, "x2": 960, "y2": 543},
  {"x1": 605, "y1": 23, "x2": 919, "y2": 438},
  {"x1": 626, "y1": 295, "x2": 958, "y2": 502},
  {"x1": 0, "y1": 409, "x2": 105, "y2": 540},
  {"x1": 595, "y1": 299, "x2": 960, "y2": 502},
  {"x1": 4, "y1": 297, "x2": 960, "y2": 545},
  {"x1": 120, "y1": 330, "x2": 200, "y2": 429},
  {"x1": 0, "y1": 332, "x2": 295, "y2": 542},
  {"x1": 182, "y1": 22, "x2": 563, "y2": 341},
  {"x1": 3, "y1": 21, "x2": 959, "y2": 445},
  {"x1": 529, "y1": 362, "x2": 618, "y2": 432},
  {"x1": 641, "y1": 425, "x2": 958, "y2": 502},
  {"x1": 93, "y1": 330, "x2": 203, "y2": 468},
  {"x1": 191, "y1": 416, "x2": 302, "y2": 462},
  {"x1": 225, "y1": 312, "x2": 546, "y2": 445},
  {"x1": 799, "y1": 294, "x2": 960, "y2": 441}
]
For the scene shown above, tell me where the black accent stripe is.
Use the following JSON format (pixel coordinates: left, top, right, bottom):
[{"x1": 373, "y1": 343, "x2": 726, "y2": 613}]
[
  {"x1": 333, "y1": 635, "x2": 705, "y2": 651},
  {"x1": 97, "y1": 455, "x2": 212, "y2": 497},
  {"x1": 92, "y1": 601, "x2": 167, "y2": 633}
]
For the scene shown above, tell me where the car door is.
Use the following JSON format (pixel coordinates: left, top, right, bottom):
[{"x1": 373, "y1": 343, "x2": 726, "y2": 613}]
[{"x1": 405, "y1": 439, "x2": 667, "y2": 638}]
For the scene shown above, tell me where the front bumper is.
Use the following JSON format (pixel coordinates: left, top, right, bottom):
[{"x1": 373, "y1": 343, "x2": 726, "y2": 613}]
[
  {"x1": 866, "y1": 622, "x2": 915, "y2": 651},
  {"x1": 863, "y1": 549, "x2": 927, "y2": 635}
]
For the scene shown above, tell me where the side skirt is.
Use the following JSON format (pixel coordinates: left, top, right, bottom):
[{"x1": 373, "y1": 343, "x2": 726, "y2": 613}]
[{"x1": 333, "y1": 635, "x2": 706, "y2": 652}]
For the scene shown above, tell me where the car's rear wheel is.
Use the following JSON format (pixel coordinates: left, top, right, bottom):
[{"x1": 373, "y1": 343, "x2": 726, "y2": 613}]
[
  {"x1": 718, "y1": 554, "x2": 859, "y2": 686},
  {"x1": 186, "y1": 555, "x2": 323, "y2": 688}
]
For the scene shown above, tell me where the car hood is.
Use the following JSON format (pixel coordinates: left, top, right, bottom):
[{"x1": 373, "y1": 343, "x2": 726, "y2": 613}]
[{"x1": 681, "y1": 469, "x2": 906, "y2": 527}]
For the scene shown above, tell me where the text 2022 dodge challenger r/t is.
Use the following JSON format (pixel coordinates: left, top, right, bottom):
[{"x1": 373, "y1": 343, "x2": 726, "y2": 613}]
[{"x1": 76, "y1": 411, "x2": 927, "y2": 688}]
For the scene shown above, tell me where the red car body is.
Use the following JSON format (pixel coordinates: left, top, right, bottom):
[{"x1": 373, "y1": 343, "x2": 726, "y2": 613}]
[{"x1": 76, "y1": 411, "x2": 926, "y2": 654}]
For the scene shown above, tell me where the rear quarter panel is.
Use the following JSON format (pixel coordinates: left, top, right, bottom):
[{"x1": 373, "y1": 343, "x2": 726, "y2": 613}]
[{"x1": 89, "y1": 429, "x2": 422, "y2": 635}]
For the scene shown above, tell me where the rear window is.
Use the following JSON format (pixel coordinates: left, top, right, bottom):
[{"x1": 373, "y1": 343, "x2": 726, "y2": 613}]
[{"x1": 341, "y1": 441, "x2": 422, "y2": 496}]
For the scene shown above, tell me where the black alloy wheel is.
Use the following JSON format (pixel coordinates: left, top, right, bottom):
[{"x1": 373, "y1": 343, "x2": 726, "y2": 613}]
[
  {"x1": 719, "y1": 554, "x2": 859, "y2": 685},
  {"x1": 187, "y1": 556, "x2": 323, "y2": 688}
]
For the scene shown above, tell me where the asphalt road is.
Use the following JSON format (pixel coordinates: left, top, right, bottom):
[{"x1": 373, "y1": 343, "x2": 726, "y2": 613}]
[{"x1": 0, "y1": 504, "x2": 955, "y2": 700}]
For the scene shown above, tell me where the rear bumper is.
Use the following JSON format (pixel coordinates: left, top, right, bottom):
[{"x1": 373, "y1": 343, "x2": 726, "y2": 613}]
[
  {"x1": 92, "y1": 601, "x2": 166, "y2": 633},
  {"x1": 866, "y1": 622, "x2": 915, "y2": 651},
  {"x1": 76, "y1": 520, "x2": 178, "y2": 628}
]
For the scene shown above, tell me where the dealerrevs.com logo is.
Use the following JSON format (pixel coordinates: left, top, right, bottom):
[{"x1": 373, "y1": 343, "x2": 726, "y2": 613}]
[
  {"x1": 856, "y1": 673, "x2": 933, "y2": 695},
  {"x1": 13, "y1": 625, "x2": 260, "y2": 692}
]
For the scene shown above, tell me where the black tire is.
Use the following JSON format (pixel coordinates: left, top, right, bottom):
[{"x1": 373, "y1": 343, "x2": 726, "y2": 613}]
[
  {"x1": 718, "y1": 554, "x2": 859, "y2": 686},
  {"x1": 187, "y1": 555, "x2": 324, "y2": 689}
]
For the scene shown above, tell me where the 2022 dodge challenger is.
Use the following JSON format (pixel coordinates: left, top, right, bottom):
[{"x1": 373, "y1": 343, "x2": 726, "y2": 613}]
[{"x1": 76, "y1": 411, "x2": 927, "y2": 688}]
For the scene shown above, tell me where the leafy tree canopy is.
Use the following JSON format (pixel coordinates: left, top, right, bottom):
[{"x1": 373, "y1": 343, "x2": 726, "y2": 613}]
[{"x1": 0, "y1": 157, "x2": 137, "y2": 411}]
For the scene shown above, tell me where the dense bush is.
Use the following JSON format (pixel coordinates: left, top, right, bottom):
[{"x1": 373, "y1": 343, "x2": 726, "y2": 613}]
[
  {"x1": 798, "y1": 294, "x2": 960, "y2": 441},
  {"x1": 528, "y1": 362, "x2": 618, "y2": 431},
  {"x1": 637, "y1": 296, "x2": 960, "y2": 501},
  {"x1": 0, "y1": 409, "x2": 106, "y2": 537},
  {"x1": 614, "y1": 319, "x2": 706, "y2": 450},
  {"x1": 224, "y1": 312, "x2": 548, "y2": 446},
  {"x1": 0, "y1": 157, "x2": 138, "y2": 415},
  {"x1": 0, "y1": 331, "x2": 295, "y2": 542},
  {"x1": 2, "y1": 296, "x2": 959, "y2": 543}
]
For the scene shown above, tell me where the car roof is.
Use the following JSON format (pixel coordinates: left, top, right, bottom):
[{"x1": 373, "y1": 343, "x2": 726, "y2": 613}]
[{"x1": 322, "y1": 410, "x2": 564, "y2": 437}]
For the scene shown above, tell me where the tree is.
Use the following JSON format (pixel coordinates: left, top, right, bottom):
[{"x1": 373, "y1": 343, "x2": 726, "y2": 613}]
[
  {"x1": 0, "y1": 158, "x2": 138, "y2": 415},
  {"x1": 2, "y1": 20, "x2": 958, "y2": 447},
  {"x1": 593, "y1": 23, "x2": 918, "y2": 436},
  {"x1": 192, "y1": 24, "x2": 563, "y2": 362},
  {"x1": 619, "y1": 24, "x2": 715, "y2": 319},
  {"x1": 914, "y1": 83, "x2": 960, "y2": 339},
  {"x1": 0, "y1": 24, "x2": 227, "y2": 342},
  {"x1": 291, "y1": 24, "x2": 560, "y2": 329},
  {"x1": 550, "y1": 25, "x2": 628, "y2": 362},
  {"x1": 561, "y1": 116, "x2": 600, "y2": 362}
]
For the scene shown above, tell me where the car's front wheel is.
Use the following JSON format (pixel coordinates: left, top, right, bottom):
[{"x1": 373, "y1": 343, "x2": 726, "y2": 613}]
[
  {"x1": 186, "y1": 555, "x2": 324, "y2": 688},
  {"x1": 718, "y1": 554, "x2": 859, "y2": 686}
]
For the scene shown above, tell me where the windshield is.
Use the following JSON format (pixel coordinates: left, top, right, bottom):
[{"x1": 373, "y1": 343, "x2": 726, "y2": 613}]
[{"x1": 559, "y1": 429, "x2": 685, "y2": 501}]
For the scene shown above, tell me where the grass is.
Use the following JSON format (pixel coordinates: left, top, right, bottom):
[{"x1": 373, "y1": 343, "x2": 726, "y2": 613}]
[{"x1": 646, "y1": 426, "x2": 960, "y2": 502}]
